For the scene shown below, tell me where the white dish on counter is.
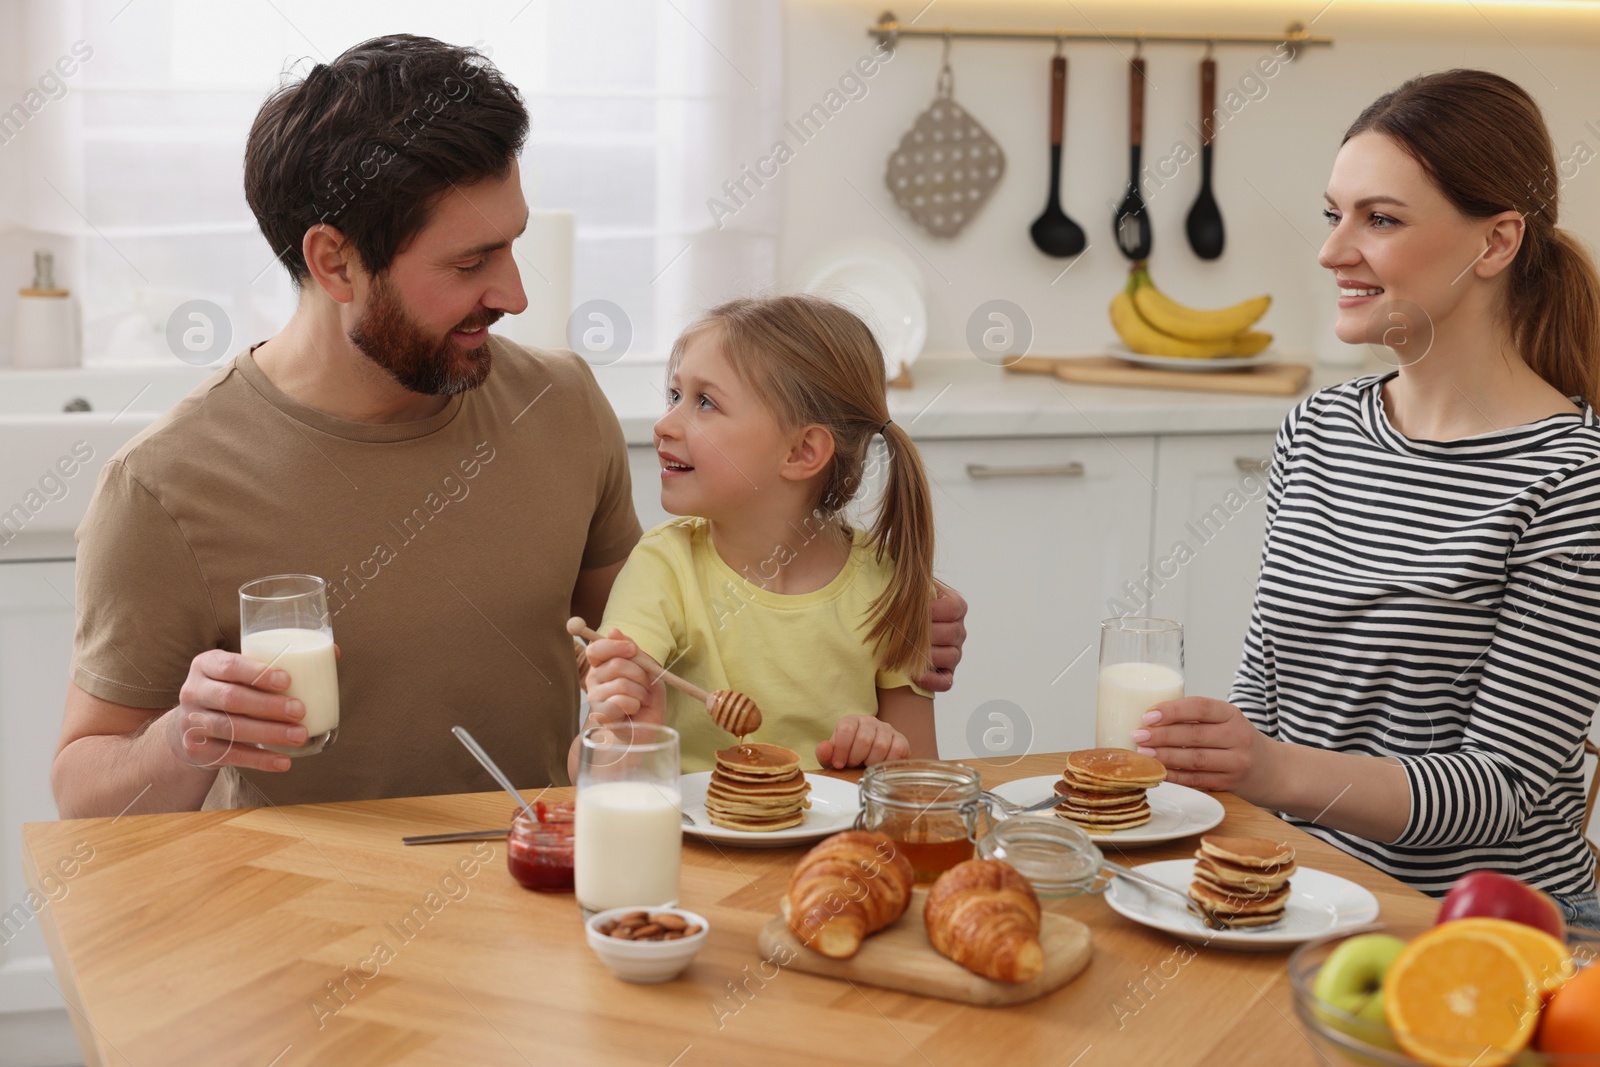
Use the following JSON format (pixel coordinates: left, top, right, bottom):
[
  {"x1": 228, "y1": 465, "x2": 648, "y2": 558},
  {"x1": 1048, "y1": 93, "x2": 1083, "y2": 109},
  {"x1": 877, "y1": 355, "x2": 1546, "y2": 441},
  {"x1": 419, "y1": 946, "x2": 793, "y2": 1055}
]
[
  {"x1": 1108, "y1": 343, "x2": 1281, "y2": 372},
  {"x1": 800, "y1": 239, "x2": 927, "y2": 381}
]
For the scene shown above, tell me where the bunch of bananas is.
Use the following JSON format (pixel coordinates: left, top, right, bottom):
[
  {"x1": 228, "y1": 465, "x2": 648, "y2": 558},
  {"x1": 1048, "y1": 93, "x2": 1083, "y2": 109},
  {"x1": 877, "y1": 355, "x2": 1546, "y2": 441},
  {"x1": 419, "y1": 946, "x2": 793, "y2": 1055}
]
[{"x1": 1109, "y1": 266, "x2": 1273, "y2": 358}]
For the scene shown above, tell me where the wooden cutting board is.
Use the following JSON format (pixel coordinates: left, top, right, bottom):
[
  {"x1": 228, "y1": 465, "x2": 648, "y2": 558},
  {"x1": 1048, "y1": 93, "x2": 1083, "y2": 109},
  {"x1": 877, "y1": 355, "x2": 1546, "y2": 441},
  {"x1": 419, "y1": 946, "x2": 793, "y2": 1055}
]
[
  {"x1": 1006, "y1": 354, "x2": 1310, "y2": 396},
  {"x1": 757, "y1": 890, "x2": 1093, "y2": 1006}
]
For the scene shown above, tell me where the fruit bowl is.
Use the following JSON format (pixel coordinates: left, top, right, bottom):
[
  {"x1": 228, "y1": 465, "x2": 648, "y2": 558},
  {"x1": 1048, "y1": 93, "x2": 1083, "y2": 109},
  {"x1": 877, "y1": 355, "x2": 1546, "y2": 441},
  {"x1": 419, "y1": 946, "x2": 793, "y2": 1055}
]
[{"x1": 1291, "y1": 922, "x2": 1600, "y2": 1066}]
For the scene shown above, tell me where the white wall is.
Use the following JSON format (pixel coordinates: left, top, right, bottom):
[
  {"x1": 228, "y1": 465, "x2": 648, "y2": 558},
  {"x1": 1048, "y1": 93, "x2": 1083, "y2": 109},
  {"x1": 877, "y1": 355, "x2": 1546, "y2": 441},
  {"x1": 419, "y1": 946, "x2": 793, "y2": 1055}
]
[{"x1": 776, "y1": 0, "x2": 1600, "y2": 357}]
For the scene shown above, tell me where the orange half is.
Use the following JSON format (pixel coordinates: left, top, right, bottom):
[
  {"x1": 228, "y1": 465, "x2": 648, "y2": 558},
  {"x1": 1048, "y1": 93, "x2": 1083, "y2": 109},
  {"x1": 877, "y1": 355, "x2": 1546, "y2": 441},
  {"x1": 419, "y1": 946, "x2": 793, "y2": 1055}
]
[
  {"x1": 1385, "y1": 926, "x2": 1541, "y2": 1067},
  {"x1": 1436, "y1": 918, "x2": 1574, "y2": 998}
]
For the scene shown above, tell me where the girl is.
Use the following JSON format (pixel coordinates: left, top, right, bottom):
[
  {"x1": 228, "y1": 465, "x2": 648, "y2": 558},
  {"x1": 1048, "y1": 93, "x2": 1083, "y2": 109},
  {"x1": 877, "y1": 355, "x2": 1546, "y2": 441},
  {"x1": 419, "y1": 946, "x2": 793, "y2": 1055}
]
[
  {"x1": 1134, "y1": 70, "x2": 1600, "y2": 928},
  {"x1": 568, "y1": 294, "x2": 939, "y2": 776}
]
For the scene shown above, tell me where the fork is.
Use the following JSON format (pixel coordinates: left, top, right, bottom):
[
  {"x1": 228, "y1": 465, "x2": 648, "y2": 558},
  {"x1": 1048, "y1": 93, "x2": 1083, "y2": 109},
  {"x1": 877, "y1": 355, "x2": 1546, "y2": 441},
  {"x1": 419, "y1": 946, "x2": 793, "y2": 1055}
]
[
  {"x1": 982, "y1": 790, "x2": 1063, "y2": 817},
  {"x1": 1103, "y1": 859, "x2": 1211, "y2": 925}
]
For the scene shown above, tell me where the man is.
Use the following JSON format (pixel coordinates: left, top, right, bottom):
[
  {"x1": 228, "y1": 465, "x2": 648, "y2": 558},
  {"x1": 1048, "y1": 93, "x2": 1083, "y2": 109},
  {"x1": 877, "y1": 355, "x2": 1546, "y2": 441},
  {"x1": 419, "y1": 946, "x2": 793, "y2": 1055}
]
[{"x1": 51, "y1": 35, "x2": 966, "y2": 818}]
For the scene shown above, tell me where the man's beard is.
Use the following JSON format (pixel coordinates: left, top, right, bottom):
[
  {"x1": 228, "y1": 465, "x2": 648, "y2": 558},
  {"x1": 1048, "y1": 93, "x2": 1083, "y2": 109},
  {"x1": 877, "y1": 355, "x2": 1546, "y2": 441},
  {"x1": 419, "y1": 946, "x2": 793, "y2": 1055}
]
[{"x1": 348, "y1": 275, "x2": 502, "y2": 396}]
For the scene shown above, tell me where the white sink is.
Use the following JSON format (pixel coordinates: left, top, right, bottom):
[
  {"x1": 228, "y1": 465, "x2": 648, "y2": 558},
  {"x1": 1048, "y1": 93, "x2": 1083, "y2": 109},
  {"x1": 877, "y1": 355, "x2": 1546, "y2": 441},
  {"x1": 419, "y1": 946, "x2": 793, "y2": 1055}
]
[{"x1": 0, "y1": 364, "x2": 213, "y2": 544}]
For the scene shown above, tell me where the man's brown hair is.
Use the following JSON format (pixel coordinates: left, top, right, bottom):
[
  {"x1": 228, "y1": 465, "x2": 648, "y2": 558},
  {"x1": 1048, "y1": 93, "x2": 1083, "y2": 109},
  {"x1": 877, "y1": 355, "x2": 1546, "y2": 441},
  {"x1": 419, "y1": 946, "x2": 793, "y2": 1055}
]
[{"x1": 244, "y1": 34, "x2": 528, "y2": 289}]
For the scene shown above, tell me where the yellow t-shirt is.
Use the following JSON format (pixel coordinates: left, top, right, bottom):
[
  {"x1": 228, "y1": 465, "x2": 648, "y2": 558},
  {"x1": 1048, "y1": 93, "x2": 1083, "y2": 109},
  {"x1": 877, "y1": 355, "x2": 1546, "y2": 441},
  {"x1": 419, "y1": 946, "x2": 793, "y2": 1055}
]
[{"x1": 599, "y1": 516, "x2": 929, "y2": 772}]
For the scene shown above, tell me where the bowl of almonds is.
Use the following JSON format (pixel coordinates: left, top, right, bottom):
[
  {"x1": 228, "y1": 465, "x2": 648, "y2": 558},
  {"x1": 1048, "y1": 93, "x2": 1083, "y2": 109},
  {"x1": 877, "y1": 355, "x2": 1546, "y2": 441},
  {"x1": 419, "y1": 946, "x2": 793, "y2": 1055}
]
[{"x1": 584, "y1": 907, "x2": 710, "y2": 983}]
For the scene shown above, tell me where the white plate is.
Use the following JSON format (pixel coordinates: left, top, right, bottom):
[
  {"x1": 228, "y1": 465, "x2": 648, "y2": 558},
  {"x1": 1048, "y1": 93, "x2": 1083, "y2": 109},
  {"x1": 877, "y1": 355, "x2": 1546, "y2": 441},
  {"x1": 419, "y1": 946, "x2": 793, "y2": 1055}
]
[
  {"x1": 800, "y1": 240, "x2": 927, "y2": 381},
  {"x1": 988, "y1": 777, "x2": 1225, "y2": 848},
  {"x1": 1104, "y1": 860, "x2": 1380, "y2": 951},
  {"x1": 679, "y1": 771, "x2": 859, "y2": 848},
  {"x1": 1108, "y1": 343, "x2": 1282, "y2": 372}
]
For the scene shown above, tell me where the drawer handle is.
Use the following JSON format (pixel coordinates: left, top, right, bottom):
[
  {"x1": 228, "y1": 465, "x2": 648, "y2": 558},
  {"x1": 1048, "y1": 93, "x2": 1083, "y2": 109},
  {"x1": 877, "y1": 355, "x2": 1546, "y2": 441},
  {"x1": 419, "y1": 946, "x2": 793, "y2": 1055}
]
[
  {"x1": 1234, "y1": 456, "x2": 1270, "y2": 473},
  {"x1": 965, "y1": 462, "x2": 1085, "y2": 480}
]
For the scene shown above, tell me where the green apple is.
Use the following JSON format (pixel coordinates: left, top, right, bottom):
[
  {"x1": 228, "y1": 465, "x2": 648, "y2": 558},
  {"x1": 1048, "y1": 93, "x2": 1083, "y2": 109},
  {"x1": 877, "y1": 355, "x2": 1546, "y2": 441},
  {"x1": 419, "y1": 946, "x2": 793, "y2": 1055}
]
[{"x1": 1314, "y1": 934, "x2": 1407, "y2": 1053}]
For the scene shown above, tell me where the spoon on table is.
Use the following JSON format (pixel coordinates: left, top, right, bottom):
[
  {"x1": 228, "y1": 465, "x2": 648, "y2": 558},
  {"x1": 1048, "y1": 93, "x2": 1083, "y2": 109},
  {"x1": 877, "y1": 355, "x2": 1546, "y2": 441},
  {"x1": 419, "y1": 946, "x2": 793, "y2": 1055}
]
[
  {"x1": 1185, "y1": 53, "x2": 1226, "y2": 259},
  {"x1": 402, "y1": 727, "x2": 544, "y2": 845},
  {"x1": 567, "y1": 618, "x2": 763, "y2": 737},
  {"x1": 1029, "y1": 50, "x2": 1086, "y2": 258}
]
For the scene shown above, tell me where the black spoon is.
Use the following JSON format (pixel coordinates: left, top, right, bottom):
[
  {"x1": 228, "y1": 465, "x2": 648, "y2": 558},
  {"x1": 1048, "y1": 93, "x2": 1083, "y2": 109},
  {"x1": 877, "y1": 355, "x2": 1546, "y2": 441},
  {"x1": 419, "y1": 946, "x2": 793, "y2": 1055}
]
[
  {"x1": 1185, "y1": 56, "x2": 1226, "y2": 259},
  {"x1": 1030, "y1": 53, "x2": 1086, "y2": 258},
  {"x1": 1113, "y1": 56, "x2": 1152, "y2": 261}
]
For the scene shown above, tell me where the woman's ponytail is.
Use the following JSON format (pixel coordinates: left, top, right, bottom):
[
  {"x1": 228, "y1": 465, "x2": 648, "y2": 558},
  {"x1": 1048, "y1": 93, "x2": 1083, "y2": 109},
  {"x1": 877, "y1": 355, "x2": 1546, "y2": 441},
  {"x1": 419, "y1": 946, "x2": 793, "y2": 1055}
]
[
  {"x1": 867, "y1": 421, "x2": 936, "y2": 677},
  {"x1": 1510, "y1": 227, "x2": 1600, "y2": 410}
]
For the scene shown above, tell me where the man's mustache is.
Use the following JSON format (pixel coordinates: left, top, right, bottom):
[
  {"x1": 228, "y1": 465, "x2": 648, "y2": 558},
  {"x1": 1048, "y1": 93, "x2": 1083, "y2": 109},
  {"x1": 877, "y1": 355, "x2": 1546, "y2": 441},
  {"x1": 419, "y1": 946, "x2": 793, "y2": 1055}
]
[{"x1": 453, "y1": 309, "x2": 504, "y2": 333}]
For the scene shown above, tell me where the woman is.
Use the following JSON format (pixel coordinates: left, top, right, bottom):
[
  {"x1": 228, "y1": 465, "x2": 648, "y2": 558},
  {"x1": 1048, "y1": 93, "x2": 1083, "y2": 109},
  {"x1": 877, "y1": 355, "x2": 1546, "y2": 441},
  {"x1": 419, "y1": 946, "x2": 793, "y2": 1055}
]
[{"x1": 1136, "y1": 69, "x2": 1600, "y2": 927}]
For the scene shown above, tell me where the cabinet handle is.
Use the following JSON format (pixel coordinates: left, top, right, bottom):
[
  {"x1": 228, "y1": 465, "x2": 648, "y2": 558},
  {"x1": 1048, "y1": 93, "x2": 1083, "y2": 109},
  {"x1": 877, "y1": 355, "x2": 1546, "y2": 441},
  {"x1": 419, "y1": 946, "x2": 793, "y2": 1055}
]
[
  {"x1": 965, "y1": 462, "x2": 1085, "y2": 480},
  {"x1": 1234, "y1": 456, "x2": 1270, "y2": 473}
]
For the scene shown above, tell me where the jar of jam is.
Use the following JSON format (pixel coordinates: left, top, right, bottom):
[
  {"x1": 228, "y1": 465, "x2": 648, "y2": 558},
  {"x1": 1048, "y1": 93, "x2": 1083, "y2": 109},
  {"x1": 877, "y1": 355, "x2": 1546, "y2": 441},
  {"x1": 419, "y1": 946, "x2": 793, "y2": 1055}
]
[
  {"x1": 856, "y1": 760, "x2": 988, "y2": 883},
  {"x1": 507, "y1": 802, "x2": 574, "y2": 892}
]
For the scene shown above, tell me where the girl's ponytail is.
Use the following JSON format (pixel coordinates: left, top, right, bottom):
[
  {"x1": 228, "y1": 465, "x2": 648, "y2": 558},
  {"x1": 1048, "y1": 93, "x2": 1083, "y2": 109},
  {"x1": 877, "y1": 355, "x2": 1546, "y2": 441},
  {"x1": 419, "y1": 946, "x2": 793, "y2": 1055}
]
[
  {"x1": 867, "y1": 420, "x2": 936, "y2": 677},
  {"x1": 1511, "y1": 227, "x2": 1600, "y2": 410}
]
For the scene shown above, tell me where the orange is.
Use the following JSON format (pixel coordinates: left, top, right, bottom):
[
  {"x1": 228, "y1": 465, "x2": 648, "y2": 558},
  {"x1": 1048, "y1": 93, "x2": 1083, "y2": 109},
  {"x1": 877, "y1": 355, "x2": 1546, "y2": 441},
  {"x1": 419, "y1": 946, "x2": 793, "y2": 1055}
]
[
  {"x1": 1384, "y1": 925, "x2": 1540, "y2": 1067},
  {"x1": 1539, "y1": 960, "x2": 1600, "y2": 1054},
  {"x1": 1437, "y1": 918, "x2": 1575, "y2": 998}
]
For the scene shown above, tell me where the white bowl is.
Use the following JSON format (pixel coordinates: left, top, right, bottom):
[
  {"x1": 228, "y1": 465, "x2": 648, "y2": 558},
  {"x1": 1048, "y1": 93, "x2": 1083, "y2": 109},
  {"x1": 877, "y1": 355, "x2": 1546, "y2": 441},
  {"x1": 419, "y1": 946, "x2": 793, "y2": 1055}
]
[{"x1": 584, "y1": 906, "x2": 709, "y2": 983}]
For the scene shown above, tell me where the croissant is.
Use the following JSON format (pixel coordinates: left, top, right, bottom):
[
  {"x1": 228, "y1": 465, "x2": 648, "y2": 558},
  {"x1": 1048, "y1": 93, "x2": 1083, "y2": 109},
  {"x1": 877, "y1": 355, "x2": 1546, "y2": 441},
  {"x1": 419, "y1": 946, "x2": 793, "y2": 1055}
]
[
  {"x1": 783, "y1": 831, "x2": 915, "y2": 959},
  {"x1": 923, "y1": 859, "x2": 1044, "y2": 983}
]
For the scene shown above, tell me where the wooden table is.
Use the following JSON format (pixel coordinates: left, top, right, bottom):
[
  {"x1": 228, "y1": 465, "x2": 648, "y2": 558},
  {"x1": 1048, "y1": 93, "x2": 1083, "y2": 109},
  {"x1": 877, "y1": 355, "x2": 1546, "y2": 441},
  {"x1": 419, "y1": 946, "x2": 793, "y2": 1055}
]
[{"x1": 23, "y1": 754, "x2": 1437, "y2": 1066}]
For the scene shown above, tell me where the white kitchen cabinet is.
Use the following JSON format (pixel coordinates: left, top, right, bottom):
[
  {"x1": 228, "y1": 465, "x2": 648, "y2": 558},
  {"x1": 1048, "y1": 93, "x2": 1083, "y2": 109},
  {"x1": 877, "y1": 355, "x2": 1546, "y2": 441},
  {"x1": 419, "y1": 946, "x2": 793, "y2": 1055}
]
[
  {"x1": 0, "y1": 560, "x2": 80, "y2": 1065},
  {"x1": 1146, "y1": 433, "x2": 1276, "y2": 704},
  {"x1": 919, "y1": 437, "x2": 1157, "y2": 761}
]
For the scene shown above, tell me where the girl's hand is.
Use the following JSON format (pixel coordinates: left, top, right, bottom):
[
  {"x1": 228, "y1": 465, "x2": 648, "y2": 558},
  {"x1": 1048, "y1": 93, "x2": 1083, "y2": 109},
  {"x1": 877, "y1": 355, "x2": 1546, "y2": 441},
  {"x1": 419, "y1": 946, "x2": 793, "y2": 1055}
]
[
  {"x1": 1130, "y1": 697, "x2": 1273, "y2": 793},
  {"x1": 816, "y1": 715, "x2": 910, "y2": 769},
  {"x1": 582, "y1": 629, "x2": 665, "y2": 728}
]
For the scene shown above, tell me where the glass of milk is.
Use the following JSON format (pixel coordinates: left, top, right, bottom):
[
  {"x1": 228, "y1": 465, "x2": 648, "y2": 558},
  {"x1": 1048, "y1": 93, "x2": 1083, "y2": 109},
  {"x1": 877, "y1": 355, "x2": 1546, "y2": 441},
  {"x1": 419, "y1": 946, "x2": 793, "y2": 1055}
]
[
  {"x1": 1096, "y1": 617, "x2": 1184, "y2": 751},
  {"x1": 239, "y1": 574, "x2": 340, "y2": 757},
  {"x1": 575, "y1": 722, "x2": 681, "y2": 918}
]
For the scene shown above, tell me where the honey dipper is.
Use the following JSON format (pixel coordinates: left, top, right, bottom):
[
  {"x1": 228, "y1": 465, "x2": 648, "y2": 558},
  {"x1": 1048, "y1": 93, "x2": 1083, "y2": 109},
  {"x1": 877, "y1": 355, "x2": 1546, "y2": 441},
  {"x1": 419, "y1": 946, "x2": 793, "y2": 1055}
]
[{"x1": 566, "y1": 618, "x2": 763, "y2": 738}]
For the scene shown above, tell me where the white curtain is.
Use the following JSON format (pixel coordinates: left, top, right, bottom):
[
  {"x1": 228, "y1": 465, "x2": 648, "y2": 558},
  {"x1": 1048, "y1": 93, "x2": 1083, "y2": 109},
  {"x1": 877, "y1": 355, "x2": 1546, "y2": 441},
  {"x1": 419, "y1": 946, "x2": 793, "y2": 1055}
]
[{"x1": 1, "y1": 0, "x2": 782, "y2": 366}]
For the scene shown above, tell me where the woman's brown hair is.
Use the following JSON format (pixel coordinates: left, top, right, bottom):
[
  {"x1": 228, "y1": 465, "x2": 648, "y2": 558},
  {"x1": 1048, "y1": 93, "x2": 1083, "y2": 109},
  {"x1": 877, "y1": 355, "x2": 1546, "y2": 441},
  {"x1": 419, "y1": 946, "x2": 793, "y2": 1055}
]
[
  {"x1": 669, "y1": 295, "x2": 935, "y2": 676},
  {"x1": 1344, "y1": 69, "x2": 1600, "y2": 408}
]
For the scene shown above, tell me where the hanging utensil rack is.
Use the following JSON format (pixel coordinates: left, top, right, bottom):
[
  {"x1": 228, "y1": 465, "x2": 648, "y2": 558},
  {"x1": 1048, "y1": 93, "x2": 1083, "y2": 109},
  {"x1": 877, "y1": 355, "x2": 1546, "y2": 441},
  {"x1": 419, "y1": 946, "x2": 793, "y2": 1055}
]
[{"x1": 868, "y1": 10, "x2": 1334, "y2": 53}]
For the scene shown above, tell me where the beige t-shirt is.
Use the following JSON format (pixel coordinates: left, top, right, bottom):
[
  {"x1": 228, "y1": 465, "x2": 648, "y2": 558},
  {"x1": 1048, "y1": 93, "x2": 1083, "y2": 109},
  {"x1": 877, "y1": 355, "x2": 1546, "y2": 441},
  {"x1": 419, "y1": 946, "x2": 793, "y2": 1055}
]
[{"x1": 71, "y1": 336, "x2": 641, "y2": 804}]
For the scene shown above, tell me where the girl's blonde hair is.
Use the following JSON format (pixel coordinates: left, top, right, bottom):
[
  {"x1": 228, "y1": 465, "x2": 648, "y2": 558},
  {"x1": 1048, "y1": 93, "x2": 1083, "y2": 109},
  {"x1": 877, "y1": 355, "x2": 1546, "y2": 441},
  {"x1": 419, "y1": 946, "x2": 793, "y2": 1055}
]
[{"x1": 669, "y1": 294, "x2": 935, "y2": 676}]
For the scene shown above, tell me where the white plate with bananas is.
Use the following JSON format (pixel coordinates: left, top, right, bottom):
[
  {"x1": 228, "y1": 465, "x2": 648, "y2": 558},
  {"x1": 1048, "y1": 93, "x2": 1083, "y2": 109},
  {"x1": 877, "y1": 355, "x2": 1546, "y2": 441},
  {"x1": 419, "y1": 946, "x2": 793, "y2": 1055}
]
[{"x1": 1108, "y1": 344, "x2": 1281, "y2": 372}]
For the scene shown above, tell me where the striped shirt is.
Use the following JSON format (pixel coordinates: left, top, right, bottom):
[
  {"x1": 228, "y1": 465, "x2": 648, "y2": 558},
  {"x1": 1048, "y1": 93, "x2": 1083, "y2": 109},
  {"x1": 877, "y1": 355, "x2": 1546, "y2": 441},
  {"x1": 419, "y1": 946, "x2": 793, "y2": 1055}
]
[{"x1": 1231, "y1": 370, "x2": 1600, "y2": 899}]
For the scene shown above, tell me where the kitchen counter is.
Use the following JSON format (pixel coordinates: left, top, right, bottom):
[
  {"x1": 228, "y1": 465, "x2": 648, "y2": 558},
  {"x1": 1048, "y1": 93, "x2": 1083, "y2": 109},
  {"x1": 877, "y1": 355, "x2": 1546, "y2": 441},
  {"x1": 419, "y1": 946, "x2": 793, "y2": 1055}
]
[
  {"x1": 594, "y1": 353, "x2": 1382, "y2": 445},
  {"x1": 23, "y1": 752, "x2": 1436, "y2": 1067}
]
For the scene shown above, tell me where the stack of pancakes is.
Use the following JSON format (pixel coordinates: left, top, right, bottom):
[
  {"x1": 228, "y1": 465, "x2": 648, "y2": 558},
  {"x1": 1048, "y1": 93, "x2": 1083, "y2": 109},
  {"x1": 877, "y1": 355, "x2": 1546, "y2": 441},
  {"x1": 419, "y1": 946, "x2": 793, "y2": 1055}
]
[
  {"x1": 1052, "y1": 748, "x2": 1167, "y2": 834},
  {"x1": 705, "y1": 744, "x2": 811, "y2": 832},
  {"x1": 1187, "y1": 835, "x2": 1296, "y2": 929}
]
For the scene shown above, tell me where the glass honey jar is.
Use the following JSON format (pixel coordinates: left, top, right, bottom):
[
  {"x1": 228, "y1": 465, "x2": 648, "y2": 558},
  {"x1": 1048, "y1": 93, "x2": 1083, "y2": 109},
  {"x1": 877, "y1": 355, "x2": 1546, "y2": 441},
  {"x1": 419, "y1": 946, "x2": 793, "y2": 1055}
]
[{"x1": 856, "y1": 760, "x2": 989, "y2": 883}]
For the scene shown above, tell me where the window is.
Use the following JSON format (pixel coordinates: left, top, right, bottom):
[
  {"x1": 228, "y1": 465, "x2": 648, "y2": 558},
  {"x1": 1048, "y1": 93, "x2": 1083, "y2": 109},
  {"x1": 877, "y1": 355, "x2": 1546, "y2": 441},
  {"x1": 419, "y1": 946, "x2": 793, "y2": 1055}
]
[{"x1": 10, "y1": 0, "x2": 780, "y2": 365}]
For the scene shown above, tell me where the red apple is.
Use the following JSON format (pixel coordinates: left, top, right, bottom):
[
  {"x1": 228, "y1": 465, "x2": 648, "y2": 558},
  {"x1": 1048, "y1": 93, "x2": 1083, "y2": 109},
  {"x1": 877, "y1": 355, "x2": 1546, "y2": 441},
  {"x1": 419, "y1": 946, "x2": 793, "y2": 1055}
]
[{"x1": 1435, "y1": 871, "x2": 1566, "y2": 941}]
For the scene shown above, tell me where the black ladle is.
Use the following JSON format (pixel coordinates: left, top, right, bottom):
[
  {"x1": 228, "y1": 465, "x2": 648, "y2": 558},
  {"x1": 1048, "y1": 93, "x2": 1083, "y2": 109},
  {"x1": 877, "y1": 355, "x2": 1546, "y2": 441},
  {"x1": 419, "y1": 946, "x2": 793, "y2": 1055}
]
[
  {"x1": 1114, "y1": 56, "x2": 1152, "y2": 261},
  {"x1": 1185, "y1": 56, "x2": 1226, "y2": 259},
  {"x1": 1030, "y1": 53, "x2": 1086, "y2": 258}
]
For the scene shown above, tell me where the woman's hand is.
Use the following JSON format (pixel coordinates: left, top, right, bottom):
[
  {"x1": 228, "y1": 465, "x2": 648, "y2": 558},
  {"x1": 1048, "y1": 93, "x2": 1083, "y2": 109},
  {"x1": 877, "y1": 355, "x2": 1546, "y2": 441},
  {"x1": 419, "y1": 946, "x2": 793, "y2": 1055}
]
[
  {"x1": 1131, "y1": 697, "x2": 1275, "y2": 794},
  {"x1": 582, "y1": 629, "x2": 665, "y2": 728},
  {"x1": 816, "y1": 715, "x2": 911, "y2": 769}
]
